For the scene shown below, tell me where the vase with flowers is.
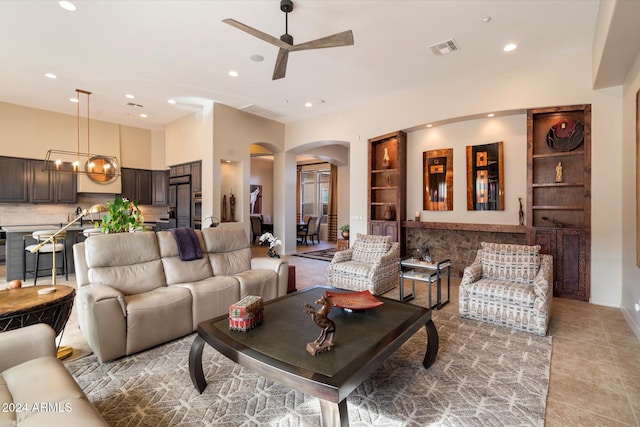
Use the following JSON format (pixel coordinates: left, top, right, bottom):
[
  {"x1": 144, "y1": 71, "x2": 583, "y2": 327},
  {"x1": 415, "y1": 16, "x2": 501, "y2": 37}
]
[
  {"x1": 259, "y1": 232, "x2": 282, "y2": 258},
  {"x1": 97, "y1": 197, "x2": 146, "y2": 233}
]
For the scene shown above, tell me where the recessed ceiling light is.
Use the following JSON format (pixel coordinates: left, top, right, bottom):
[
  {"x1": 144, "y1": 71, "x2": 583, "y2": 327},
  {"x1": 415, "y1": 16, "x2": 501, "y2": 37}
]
[
  {"x1": 250, "y1": 54, "x2": 264, "y2": 62},
  {"x1": 125, "y1": 94, "x2": 135, "y2": 99},
  {"x1": 139, "y1": 113, "x2": 147, "y2": 118},
  {"x1": 228, "y1": 70, "x2": 239, "y2": 77},
  {"x1": 503, "y1": 43, "x2": 517, "y2": 52},
  {"x1": 69, "y1": 98, "x2": 78, "y2": 103},
  {"x1": 426, "y1": 124, "x2": 433, "y2": 128},
  {"x1": 482, "y1": 16, "x2": 492, "y2": 23},
  {"x1": 305, "y1": 102, "x2": 313, "y2": 108},
  {"x1": 168, "y1": 99, "x2": 177, "y2": 104},
  {"x1": 58, "y1": 1, "x2": 76, "y2": 11},
  {"x1": 44, "y1": 73, "x2": 57, "y2": 79},
  {"x1": 487, "y1": 113, "x2": 495, "y2": 117}
]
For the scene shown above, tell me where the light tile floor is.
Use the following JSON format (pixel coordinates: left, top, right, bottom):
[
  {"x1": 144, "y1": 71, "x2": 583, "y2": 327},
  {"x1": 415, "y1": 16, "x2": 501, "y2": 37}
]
[{"x1": 2, "y1": 241, "x2": 639, "y2": 426}]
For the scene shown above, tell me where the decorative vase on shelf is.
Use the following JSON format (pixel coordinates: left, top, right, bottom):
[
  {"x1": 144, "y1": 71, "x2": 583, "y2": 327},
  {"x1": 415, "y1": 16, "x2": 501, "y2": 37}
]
[
  {"x1": 341, "y1": 231, "x2": 349, "y2": 239},
  {"x1": 383, "y1": 205, "x2": 395, "y2": 220},
  {"x1": 382, "y1": 147, "x2": 390, "y2": 169}
]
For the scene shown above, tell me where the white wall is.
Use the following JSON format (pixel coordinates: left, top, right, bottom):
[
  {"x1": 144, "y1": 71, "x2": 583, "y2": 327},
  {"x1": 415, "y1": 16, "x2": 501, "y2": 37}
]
[
  {"x1": 408, "y1": 115, "x2": 527, "y2": 225},
  {"x1": 250, "y1": 157, "x2": 274, "y2": 218},
  {"x1": 621, "y1": 50, "x2": 640, "y2": 337},
  {"x1": 284, "y1": 49, "x2": 624, "y2": 308}
]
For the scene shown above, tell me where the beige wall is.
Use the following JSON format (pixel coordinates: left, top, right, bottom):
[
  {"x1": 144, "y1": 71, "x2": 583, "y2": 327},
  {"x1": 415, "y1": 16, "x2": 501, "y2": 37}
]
[
  {"x1": 284, "y1": 49, "x2": 624, "y2": 310},
  {"x1": 621, "y1": 50, "x2": 640, "y2": 336}
]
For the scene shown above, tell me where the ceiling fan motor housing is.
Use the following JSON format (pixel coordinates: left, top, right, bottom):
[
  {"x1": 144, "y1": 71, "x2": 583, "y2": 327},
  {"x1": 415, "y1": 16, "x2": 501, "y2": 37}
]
[{"x1": 280, "y1": 0, "x2": 293, "y2": 13}]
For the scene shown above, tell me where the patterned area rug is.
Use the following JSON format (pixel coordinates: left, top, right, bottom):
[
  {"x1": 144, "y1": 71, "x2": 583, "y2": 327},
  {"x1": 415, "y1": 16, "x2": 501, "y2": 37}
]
[
  {"x1": 65, "y1": 311, "x2": 551, "y2": 426},
  {"x1": 293, "y1": 248, "x2": 337, "y2": 262}
]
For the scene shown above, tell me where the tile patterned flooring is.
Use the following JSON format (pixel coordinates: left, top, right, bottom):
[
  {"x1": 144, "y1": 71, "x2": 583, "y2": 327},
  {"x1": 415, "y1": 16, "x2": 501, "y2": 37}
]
[{"x1": 2, "y1": 241, "x2": 639, "y2": 426}]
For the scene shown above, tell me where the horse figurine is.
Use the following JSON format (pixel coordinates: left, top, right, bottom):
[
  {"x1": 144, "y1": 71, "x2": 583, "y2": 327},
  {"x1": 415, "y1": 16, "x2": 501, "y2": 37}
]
[{"x1": 304, "y1": 295, "x2": 336, "y2": 355}]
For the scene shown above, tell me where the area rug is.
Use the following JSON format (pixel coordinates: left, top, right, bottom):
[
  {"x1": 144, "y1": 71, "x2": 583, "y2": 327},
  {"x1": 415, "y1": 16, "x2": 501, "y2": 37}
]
[
  {"x1": 293, "y1": 248, "x2": 337, "y2": 262},
  {"x1": 65, "y1": 311, "x2": 552, "y2": 426}
]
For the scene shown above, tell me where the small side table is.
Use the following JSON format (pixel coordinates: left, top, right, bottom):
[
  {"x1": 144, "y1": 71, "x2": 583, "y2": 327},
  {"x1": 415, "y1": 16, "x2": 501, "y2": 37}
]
[
  {"x1": 0, "y1": 285, "x2": 75, "y2": 359},
  {"x1": 398, "y1": 257, "x2": 451, "y2": 309},
  {"x1": 336, "y1": 239, "x2": 349, "y2": 251}
]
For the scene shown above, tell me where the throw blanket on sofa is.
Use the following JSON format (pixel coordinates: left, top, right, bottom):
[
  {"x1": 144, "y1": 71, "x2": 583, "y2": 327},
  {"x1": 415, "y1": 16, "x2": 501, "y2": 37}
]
[{"x1": 169, "y1": 227, "x2": 203, "y2": 261}]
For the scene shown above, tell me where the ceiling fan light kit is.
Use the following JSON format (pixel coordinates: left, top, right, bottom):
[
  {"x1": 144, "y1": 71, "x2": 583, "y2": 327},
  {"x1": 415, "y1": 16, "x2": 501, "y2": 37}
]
[{"x1": 223, "y1": 0, "x2": 354, "y2": 80}]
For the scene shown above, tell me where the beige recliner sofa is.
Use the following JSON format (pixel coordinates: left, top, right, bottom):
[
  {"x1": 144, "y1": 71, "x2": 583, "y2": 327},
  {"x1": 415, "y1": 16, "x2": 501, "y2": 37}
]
[
  {"x1": 73, "y1": 226, "x2": 288, "y2": 363},
  {"x1": 0, "y1": 324, "x2": 108, "y2": 426}
]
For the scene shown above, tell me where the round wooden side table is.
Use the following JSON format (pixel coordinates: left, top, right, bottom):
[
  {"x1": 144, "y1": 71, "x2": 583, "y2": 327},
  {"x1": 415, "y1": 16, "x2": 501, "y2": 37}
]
[{"x1": 0, "y1": 285, "x2": 75, "y2": 359}]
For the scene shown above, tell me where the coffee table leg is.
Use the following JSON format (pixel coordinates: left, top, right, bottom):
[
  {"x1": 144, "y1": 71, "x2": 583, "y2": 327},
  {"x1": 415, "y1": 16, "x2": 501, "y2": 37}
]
[
  {"x1": 319, "y1": 399, "x2": 348, "y2": 427},
  {"x1": 422, "y1": 319, "x2": 439, "y2": 369},
  {"x1": 189, "y1": 335, "x2": 207, "y2": 393}
]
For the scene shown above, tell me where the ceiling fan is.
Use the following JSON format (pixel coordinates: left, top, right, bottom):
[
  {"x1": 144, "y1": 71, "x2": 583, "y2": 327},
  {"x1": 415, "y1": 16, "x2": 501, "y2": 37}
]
[{"x1": 223, "y1": 0, "x2": 354, "y2": 80}]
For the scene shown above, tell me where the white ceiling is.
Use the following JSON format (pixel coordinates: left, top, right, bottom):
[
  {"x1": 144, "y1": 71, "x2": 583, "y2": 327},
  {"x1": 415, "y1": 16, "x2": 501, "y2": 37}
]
[{"x1": 0, "y1": 0, "x2": 602, "y2": 131}]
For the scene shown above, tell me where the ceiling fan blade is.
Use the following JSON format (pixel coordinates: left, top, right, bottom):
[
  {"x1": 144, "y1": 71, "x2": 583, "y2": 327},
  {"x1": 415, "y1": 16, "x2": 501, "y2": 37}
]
[
  {"x1": 290, "y1": 30, "x2": 354, "y2": 52},
  {"x1": 222, "y1": 18, "x2": 291, "y2": 50},
  {"x1": 272, "y1": 48, "x2": 289, "y2": 80}
]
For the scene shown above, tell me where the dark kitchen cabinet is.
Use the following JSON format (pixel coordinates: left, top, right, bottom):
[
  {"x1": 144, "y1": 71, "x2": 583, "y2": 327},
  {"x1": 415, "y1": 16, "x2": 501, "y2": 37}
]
[
  {"x1": 120, "y1": 168, "x2": 153, "y2": 205},
  {"x1": 136, "y1": 169, "x2": 152, "y2": 205},
  {"x1": 152, "y1": 170, "x2": 169, "y2": 205},
  {"x1": 191, "y1": 161, "x2": 201, "y2": 192},
  {"x1": 0, "y1": 156, "x2": 29, "y2": 202},
  {"x1": 30, "y1": 160, "x2": 76, "y2": 204}
]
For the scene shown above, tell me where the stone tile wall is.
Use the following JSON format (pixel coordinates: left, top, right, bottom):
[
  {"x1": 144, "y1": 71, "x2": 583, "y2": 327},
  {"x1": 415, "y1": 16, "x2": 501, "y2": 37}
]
[{"x1": 406, "y1": 228, "x2": 527, "y2": 277}]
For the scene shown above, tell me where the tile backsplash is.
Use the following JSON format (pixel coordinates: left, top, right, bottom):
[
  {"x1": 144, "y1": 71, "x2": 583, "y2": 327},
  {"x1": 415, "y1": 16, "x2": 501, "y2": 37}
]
[{"x1": 0, "y1": 193, "x2": 167, "y2": 226}]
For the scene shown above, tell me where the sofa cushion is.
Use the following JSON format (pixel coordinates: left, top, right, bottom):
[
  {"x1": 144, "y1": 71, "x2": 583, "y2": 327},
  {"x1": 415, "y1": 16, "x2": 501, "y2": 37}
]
[
  {"x1": 157, "y1": 231, "x2": 213, "y2": 285},
  {"x1": 2, "y1": 357, "x2": 87, "y2": 424},
  {"x1": 85, "y1": 232, "x2": 166, "y2": 295},
  {"x1": 172, "y1": 276, "x2": 241, "y2": 328},
  {"x1": 351, "y1": 234, "x2": 391, "y2": 263},
  {"x1": 232, "y1": 269, "x2": 278, "y2": 301},
  {"x1": 124, "y1": 287, "x2": 193, "y2": 355},
  {"x1": 463, "y1": 278, "x2": 537, "y2": 307},
  {"x1": 480, "y1": 242, "x2": 540, "y2": 285}
]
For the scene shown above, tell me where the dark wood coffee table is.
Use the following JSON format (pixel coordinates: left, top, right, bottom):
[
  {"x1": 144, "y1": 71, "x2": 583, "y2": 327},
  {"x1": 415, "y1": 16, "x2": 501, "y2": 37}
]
[{"x1": 189, "y1": 286, "x2": 438, "y2": 426}]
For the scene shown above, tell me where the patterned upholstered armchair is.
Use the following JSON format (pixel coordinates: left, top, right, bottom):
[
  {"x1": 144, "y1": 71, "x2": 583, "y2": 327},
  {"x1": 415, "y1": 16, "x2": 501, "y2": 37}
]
[
  {"x1": 459, "y1": 242, "x2": 553, "y2": 335},
  {"x1": 327, "y1": 233, "x2": 400, "y2": 295}
]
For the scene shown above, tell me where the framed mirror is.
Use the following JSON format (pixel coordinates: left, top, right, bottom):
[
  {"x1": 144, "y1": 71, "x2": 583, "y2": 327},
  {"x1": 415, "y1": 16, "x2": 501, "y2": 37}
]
[
  {"x1": 466, "y1": 141, "x2": 504, "y2": 210},
  {"x1": 423, "y1": 148, "x2": 453, "y2": 210}
]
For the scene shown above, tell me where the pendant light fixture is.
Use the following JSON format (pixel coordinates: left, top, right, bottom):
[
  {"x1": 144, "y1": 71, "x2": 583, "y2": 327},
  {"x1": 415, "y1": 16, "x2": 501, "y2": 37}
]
[{"x1": 44, "y1": 89, "x2": 120, "y2": 183}]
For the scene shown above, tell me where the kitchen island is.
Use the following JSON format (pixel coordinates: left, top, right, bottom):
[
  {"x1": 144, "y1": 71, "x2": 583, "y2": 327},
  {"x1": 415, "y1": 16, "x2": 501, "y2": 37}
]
[{"x1": 1, "y1": 224, "x2": 85, "y2": 282}]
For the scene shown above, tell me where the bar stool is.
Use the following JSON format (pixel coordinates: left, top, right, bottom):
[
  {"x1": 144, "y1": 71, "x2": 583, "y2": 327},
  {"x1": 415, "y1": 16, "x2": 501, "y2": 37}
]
[{"x1": 23, "y1": 230, "x2": 68, "y2": 285}]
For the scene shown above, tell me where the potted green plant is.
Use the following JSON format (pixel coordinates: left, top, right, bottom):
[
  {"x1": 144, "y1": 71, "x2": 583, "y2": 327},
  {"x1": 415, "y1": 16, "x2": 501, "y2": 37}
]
[
  {"x1": 340, "y1": 224, "x2": 349, "y2": 240},
  {"x1": 97, "y1": 197, "x2": 145, "y2": 233}
]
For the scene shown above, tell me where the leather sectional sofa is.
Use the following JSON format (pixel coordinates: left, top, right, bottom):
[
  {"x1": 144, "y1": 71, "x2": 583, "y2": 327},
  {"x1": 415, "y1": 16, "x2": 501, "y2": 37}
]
[
  {"x1": 73, "y1": 226, "x2": 288, "y2": 362},
  {"x1": 0, "y1": 324, "x2": 108, "y2": 426}
]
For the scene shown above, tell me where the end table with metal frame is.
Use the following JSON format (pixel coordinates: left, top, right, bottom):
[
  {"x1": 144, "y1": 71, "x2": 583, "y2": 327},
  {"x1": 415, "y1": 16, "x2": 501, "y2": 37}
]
[{"x1": 399, "y1": 256, "x2": 451, "y2": 309}]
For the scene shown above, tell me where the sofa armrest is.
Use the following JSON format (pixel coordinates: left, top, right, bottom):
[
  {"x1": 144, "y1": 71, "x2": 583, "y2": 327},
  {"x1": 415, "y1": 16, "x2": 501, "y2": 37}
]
[
  {"x1": 367, "y1": 244, "x2": 400, "y2": 277},
  {"x1": 330, "y1": 248, "x2": 353, "y2": 264},
  {"x1": 0, "y1": 324, "x2": 56, "y2": 372},
  {"x1": 533, "y1": 254, "x2": 553, "y2": 298},
  {"x1": 251, "y1": 257, "x2": 289, "y2": 297},
  {"x1": 460, "y1": 262, "x2": 483, "y2": 287},
  {"x1": 76, "y1": 284, "x2": 127, "y2": 363}
]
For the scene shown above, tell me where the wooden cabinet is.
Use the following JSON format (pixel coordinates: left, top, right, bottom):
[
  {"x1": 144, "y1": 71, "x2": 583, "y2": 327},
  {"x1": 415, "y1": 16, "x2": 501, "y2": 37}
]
[
  {"x1": 136, "y1": 169, "x2": 152, "y2": 205},
  {"x1": 191, "y1": 161, "x2": 201, "y2": 192},
  {"x1": 29, "y1": 160, "x2": 76, "y2": 204},
  {"x1": 120, "y1": 168, "x2": 153, "y2": 205},
  {"x1": 368, "y1": 131, "x2": 406, "y2": 255},
  {"x1": 527, "y1": 105, "x2": 591, "y2": 301},
  {"x1": 0, "y1": 157, "x2": 29, "y2": 202},
  {"x1": 120, "y1": 168, "x2": 137, "y2": 201},
  {"x1": 152, "y1": 170, "x2": 169, "y2": 205}
]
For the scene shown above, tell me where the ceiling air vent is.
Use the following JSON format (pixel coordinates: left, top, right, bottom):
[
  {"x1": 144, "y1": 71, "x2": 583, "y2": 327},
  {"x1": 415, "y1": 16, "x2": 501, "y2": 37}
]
[
  {"x1": 126, "y1": 102, "x2": 144, "y2": 108},
  {"x1": 240, "y1": 104, "x2": 283, "y2": 120},
  {"x1": 429, "y1": 39, "x2": 460, "y2": 56}
]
